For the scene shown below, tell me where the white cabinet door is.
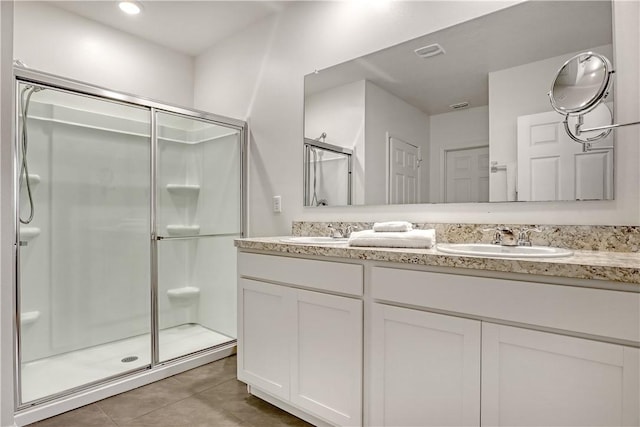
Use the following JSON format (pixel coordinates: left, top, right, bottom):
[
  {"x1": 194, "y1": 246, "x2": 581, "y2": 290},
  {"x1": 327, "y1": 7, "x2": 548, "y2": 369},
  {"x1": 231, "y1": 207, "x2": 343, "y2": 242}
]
[
  {"x1": 370, "y1": 304, "x2": 481, "y2": 426},
  {"x1": 291, "y1": 289, "x2": 363, "y2": 426},
  {"x1": 237, "y1": 278, "x2": 293, "y2": 400},
  {"x1": 482, "y1": 323, "x2": 640, "y2": 426}
]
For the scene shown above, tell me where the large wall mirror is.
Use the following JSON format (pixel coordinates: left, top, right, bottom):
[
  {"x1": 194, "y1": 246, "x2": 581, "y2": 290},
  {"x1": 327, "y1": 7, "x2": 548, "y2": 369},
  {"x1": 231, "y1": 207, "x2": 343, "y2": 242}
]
[{"x1": 303, "y1": 1, "x2": 614, "y2": 206}]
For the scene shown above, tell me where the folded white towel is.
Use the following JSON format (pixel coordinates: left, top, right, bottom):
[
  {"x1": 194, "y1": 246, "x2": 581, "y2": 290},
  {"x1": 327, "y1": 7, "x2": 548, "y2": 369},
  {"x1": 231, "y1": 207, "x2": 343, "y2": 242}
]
[
  {"x1": 348, "y1": 229, "x2": 436, "y2": 248},
  {"x1": 372, "y1": 221, "x2": 413, "y2": 232}
]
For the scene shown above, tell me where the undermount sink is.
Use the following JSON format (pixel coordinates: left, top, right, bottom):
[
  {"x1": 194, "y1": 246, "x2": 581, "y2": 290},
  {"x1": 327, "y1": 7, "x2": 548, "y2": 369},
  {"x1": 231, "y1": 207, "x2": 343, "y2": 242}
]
[
  {"x1": 280, "y1": 236, "x2": 349, "y2": 245},
  {"x1": 436, "y1": 243, "x2": 573, "y2": 258}
]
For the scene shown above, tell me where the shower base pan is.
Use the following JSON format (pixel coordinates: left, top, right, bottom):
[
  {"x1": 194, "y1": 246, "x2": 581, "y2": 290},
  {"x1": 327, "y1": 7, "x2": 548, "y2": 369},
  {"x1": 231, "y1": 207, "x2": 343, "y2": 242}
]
[{"x1": 20, "y1": 324, "x2": 232, "y2": 403}]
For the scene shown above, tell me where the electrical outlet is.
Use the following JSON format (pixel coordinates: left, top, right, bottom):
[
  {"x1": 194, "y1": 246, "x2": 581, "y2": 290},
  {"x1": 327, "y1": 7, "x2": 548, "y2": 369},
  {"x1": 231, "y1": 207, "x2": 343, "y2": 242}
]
[{"x1": 273, "y1": 195, "x2": 282, "y2": 213}]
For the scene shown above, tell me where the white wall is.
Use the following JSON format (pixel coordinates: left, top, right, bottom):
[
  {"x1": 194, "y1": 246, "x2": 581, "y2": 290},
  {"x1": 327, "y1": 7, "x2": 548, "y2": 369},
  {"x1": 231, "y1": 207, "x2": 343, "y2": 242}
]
[
  {"x1": 488, "y1": 44, "x2": 613, "y2": 202},
  {"x1": 0, "y1": 1, "x2": 15, "y2": 424},
  {"x1": 13, "y1": 1, "x2": 194, "y2": 107},
  {"x1": 194, "y1": 0, "x2": 639, "y2": 234},
  {"x1": 429, "y1": 106, "x2": 489, "y2": 203},
  {"x1": 364, "y1": 81, "x2": 430, "y2": 205}
]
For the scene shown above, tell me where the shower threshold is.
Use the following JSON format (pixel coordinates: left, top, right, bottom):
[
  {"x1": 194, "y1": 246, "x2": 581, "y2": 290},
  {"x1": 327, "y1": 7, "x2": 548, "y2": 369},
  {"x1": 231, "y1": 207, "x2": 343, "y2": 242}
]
[{"x1": 20, "y1": 324, "x2": 232, "y2": 404}]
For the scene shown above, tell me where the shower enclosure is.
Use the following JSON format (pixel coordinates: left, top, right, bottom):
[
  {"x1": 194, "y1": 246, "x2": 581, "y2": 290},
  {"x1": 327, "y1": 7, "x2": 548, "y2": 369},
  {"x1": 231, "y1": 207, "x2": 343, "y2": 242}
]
[
  {"x1": 13, "y1": 67, "x2": 245, "y2": 412},
  {"x1": 303, "y1": 139, "x2": 352, "y2": 206}
]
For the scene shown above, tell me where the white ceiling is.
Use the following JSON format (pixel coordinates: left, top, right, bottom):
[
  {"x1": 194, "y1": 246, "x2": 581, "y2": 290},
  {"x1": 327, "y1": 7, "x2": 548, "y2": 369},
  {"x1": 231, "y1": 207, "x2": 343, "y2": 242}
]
[
  {"x1": 49, "y1": 0, "x2": 285, "y2": 56},
  {"x1": 305, "y1": 1, "x2": 613, "y2": 116}
]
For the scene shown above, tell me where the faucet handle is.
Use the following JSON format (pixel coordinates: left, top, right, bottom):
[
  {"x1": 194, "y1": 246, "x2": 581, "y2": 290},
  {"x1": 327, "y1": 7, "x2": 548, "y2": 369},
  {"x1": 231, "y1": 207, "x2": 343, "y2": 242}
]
[
  {"x1": 517, "y1": 227, "x2": 542, "y2": 246},
  {"x1": 327, "y1": 223, "x2": 349, "y2": 238},
  {"x1": 344, "y1": 225, "x2": 359, "y2": 238},
  {"x1": 482, "y1": 227, "x2": 503, "y2": 245},
  {"x1": 483, "y1": 226, "x2": 517, "y2": 245}
]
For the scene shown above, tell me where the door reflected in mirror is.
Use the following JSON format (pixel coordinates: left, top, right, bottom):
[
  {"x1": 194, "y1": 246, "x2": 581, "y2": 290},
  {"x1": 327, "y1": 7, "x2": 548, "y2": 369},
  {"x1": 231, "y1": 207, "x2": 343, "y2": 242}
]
[{"x1": 303, "y1": 1, "x2": 614, "y2": 206}]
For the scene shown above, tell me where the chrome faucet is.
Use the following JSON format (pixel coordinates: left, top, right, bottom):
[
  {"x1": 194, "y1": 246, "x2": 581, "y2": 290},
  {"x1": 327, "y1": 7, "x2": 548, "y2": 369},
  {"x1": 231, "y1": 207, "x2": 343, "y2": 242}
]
[
  {"x1": 327, "y1": 224, "x2": 358, "y2": 238},
  {"x1": 484, "y1": 226, "x2": 518, "y2": 246},
  {"x1": 484, "y1": 226, "x2": 542, "y2": 247},
  {"x1": 517, "y1": 227, "x2": 542, "y2": 246}
]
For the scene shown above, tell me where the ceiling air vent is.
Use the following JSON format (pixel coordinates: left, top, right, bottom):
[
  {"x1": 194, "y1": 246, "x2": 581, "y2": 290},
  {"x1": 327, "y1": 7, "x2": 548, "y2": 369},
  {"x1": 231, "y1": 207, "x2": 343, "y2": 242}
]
[
  {"x1": 414, "y1": 43, "x2": 445, "y2": 59},
  {"x1": 449, "y1": 102, "x2": 469, "y2": 110}
]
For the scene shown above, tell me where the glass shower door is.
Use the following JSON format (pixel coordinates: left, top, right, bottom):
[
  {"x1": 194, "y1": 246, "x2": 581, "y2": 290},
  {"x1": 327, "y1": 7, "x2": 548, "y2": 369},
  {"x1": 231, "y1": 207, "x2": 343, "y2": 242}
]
[
  {"x1": 155, "y1": 111, "x2": 241, "y2": 362},
  {"x1": 17, "y1": 83, "x2": 152, "y2": 404}
]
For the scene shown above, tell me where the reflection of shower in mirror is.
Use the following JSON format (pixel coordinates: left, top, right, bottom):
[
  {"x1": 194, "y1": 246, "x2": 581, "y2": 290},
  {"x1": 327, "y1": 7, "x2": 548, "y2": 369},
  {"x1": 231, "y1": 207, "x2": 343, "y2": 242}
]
[
  {"x1": 303, "y1": 139, "x2": 353, "y2": 207},
  {"x1": 309, "y1": 147, "x2": 327, "y2": 206}
]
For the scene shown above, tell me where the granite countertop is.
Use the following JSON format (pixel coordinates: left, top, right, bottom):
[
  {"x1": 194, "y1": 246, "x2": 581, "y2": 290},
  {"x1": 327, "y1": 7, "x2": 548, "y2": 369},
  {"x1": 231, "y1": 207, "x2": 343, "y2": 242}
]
[{"x1": 235, "y1": 237, "x2": 640, "y2": 286}]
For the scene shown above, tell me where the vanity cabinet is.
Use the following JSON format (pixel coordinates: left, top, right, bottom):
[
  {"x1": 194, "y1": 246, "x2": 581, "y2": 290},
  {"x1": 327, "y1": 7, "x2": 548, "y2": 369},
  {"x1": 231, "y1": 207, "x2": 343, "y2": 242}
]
[
  {"x1": 290, "y1": 289, "x2": 362, "y2": 425},
  {"x1": 238, "y1": 252, "x2": 363, "y2": 427},
  {"x1": 238, "y1": 249, "x2": 639, "y2": 427},
  {"x1": 237, "y1": 278, "x2": 291, "y2": 399},
  {"x1": 481, "y1": 323, "x2": 640, "y2": 426},
  {"x1": 370, "y1": 303, "x2": 481, "y2": 426},
  {"x1": 370, "y1": 266, "x2": 640, "y2": 427}
]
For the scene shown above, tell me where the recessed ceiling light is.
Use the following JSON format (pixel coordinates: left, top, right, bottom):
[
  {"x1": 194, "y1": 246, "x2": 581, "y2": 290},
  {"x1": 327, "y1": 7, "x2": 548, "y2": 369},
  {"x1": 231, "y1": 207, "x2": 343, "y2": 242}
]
[{"x1": 119, "y1": 1, "x2": 141, "y2": 15}]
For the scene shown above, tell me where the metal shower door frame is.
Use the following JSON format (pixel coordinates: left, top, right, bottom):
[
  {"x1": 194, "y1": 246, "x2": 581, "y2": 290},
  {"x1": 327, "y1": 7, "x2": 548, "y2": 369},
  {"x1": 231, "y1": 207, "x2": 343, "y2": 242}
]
[
  {"x1": 303, "y1": 138, "x2": 353, "y2": 206},
  {"x1": 12, "y1": 66, "x2": 247, "y2": 411}
]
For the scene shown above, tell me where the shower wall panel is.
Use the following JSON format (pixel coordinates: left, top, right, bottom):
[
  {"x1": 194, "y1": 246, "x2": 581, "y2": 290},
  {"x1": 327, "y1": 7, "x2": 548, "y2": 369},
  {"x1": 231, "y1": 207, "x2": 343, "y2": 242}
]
[
  {"x1": 19, "y1": 106, "x2": 52, "y2": 363},
  {"x1": 192, "y1": 132, "x2": 241, "y2": 338},
  {"x1": 49, "y1": 120, "x2": 150, "y2": 352},
  {"x1": 193, "y1": 235, "x2": 238, "y2": 338},
  {"x1": 156, "y1": 115, "x2": 240, "y2": 334},
  {"x1": 199, "y1": 133, "x2": 241, "y2": 234},
  {"x1": 19, "y1": 95, "x2": 151, "y2": 363},
  {"x1": 156, "y1": 112, "x2": 241, "y2": 361}
]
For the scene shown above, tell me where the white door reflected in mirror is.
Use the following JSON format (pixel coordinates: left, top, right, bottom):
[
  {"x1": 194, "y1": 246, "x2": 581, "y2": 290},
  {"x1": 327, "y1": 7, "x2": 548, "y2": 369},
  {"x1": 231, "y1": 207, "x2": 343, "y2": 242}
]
[{"x1": 517, "y1": 104, "x2": 613, "y2": 201}]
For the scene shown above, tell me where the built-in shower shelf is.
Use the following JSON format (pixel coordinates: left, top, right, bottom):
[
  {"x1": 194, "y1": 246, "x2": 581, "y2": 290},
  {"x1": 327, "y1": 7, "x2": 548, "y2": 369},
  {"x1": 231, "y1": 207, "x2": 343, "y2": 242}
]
[
  {"x1": 166, "y1": 225, "x2": 201, "y2": 236},
  {"x1": 23, "y1": 174, "x2": 41, "y2": 185},
  {"x1": 19, "y1": 227, "x2": 41, "y2": 240},
  {"x1": 166, "y1": 184, "x2": 200, "y2": 194},
  {"x1": 167, "y1": 286, "x2": 200, "y2": 300},
  {"x1": 21, "y1": 311, "x2": 40, "y2": 326}
]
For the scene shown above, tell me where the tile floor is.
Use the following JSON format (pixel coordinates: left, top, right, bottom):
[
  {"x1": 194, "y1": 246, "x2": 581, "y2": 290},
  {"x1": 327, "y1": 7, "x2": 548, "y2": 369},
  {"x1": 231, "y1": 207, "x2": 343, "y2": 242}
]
[{"x1": 27, "y1": 355, "x2": 311, "y2": 427}]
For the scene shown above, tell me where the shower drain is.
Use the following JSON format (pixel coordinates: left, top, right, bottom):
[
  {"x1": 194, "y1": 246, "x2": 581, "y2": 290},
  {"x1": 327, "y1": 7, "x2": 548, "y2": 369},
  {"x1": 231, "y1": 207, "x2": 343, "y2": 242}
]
[{"x1": 121, "y1": 356, "x2": 139, "y2": 363}]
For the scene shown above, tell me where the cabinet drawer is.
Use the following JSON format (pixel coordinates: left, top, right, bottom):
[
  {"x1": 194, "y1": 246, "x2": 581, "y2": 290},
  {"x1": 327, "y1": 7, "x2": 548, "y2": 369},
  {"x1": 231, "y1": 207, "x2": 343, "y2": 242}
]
[
  {"x1": 371, "y1": 266, "x2": 640, "y2": 343},
  {"x1": 238, "y1": 252, "x2": 363, "y2": 296}
]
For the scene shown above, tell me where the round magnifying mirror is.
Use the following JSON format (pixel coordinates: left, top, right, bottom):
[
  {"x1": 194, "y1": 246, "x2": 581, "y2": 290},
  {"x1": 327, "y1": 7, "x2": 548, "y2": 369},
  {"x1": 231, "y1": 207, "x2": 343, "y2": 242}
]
[{"x1": 549, "y1": 52, "x2": 613, "y2": 116}]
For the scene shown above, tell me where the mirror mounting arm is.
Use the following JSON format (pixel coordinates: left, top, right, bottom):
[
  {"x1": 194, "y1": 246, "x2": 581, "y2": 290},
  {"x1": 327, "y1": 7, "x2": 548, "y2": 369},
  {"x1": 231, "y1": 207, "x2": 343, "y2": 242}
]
[
  {"x1": 563, "y1": 112, "x2": 640, "y2": 150},
  {"x1": 562, "y1": 114, "x2": 612, "y2": 145},
  {"x1": 578, "y1": 119, "x2": 640, "y2": 134}
]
